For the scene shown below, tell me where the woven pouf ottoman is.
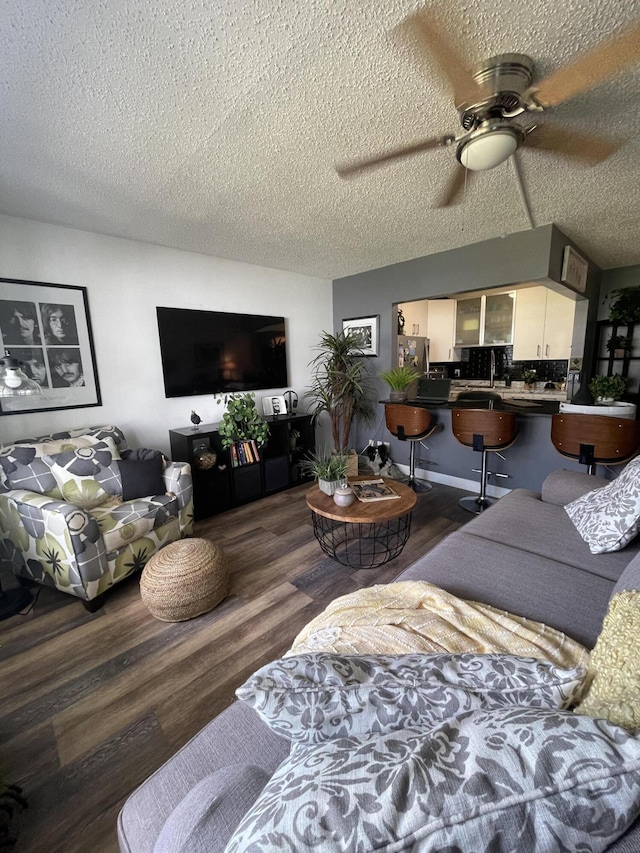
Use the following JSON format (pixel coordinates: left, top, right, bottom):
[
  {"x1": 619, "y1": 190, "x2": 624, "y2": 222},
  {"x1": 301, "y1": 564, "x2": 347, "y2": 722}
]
[{"x1": 140, "y1": 538, "x2": 229, "y2": 622}]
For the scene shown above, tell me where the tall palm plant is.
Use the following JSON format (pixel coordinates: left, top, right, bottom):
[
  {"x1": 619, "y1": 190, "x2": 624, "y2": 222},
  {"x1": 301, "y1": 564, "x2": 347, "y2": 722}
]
[{"x1": 305, "y1": 330, "x2": 376, "y2": 451}]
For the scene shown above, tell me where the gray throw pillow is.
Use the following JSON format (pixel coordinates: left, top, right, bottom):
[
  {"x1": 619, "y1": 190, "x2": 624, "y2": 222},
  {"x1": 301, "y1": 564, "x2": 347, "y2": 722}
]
[
  {"x1": 153, "y1": 764, "x2": 270, "y2": 853},
  {"x1": 225, "y1": 707, "x2": 640, "y2": 853},
  {"x1": 565, "y1": 455, "x2": 640, "y2": 554},
  {"x1": 236, "y1": 652, "x2": 586, "y2": 744},
  {"x1": 118, "y1": 457, "x2": 165, "y2": 501}
]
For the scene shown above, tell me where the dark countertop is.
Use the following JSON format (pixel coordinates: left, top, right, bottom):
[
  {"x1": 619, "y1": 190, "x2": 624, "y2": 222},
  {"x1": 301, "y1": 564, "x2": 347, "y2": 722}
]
[{"x1": 385, "y1": 398, "x2": 561, "y2": 416}]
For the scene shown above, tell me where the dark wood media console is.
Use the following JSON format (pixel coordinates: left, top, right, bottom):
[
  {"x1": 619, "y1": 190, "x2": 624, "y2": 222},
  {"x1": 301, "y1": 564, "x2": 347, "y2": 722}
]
[{"x1": 169, "y1": 413, "x2": 315, "y2": 520}]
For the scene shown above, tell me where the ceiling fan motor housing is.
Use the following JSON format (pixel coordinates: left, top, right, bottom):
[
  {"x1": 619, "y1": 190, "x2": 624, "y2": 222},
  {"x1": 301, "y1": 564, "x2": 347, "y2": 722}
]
[{"x1": 458, "y1": 53, "x2": 535, "y2": 129}]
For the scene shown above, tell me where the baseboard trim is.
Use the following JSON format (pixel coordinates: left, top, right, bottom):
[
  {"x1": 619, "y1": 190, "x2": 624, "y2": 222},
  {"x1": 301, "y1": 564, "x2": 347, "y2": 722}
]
[{"x1": 395, "y1": 464, "x2": 512, "y2": 499}]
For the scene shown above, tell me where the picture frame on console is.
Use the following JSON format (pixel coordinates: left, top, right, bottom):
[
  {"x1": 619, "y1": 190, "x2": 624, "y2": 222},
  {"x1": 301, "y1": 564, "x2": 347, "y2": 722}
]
[
  {"x1": 0, "y1": 277, "x2": 101, "y2": 415},
  {"x1": 342, "y1": 315, "x2": 379, "y2": 357},
  {"x1": 262, "y1": 395, "x2": 287, "y2": 417}
]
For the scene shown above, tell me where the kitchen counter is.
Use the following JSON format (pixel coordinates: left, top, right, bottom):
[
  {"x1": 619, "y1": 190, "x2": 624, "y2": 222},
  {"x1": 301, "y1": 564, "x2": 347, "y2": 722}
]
[
  {"x1": 449, "y1": 380, "x2": 567, "y2": 403},
  {"x1": 378, "y1": 383, "x2": 593, "y2": 495}
]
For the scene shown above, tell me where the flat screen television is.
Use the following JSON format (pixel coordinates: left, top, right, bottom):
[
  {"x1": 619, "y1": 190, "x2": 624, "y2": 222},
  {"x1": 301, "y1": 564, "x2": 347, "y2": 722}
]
[{"x1": 156, "y1": 307, "x2": 288, "y2": 398}]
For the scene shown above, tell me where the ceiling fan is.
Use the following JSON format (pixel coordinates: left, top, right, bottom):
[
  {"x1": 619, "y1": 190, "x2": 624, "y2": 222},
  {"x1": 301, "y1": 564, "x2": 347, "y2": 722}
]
[{"x1": 336, "y1": 9, "x2": 640, "y2": 207}]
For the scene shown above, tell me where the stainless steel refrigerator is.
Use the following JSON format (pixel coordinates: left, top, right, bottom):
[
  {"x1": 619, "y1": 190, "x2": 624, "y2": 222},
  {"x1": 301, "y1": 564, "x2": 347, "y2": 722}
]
[{"x1": 397, "y1": 335, "x2": 429, "y2": 373}]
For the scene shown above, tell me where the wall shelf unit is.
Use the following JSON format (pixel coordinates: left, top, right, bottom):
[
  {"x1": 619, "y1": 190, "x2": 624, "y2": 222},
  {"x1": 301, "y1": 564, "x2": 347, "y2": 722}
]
[{"x1": 592, "y1": 320, "x2": 640, "y2": 403}]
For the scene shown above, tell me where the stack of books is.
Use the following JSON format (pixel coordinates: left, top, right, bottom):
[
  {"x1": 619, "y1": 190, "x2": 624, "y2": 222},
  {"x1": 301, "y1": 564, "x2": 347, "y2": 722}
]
[{"x1": 231, "y1": 440, "x2": 261, "y2": 467}]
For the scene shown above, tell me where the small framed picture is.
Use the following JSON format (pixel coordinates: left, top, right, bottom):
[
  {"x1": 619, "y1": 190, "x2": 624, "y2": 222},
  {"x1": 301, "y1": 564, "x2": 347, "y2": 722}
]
[
  {"x1": 262, "y1": 395, "x2": 287, "y2": 417},
  {"x1": 342, "y1": 315, "x2": 379, "y2": 357}
]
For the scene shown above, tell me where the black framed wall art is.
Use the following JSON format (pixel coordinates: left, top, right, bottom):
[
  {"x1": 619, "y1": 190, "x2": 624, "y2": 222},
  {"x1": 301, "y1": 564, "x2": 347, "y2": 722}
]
[
  {"x1": 342, "y1": 315, "x2": 379, "y2": 357},
  {"x1": 0, "y1": 277, "x2": 102, "y2": 415}
]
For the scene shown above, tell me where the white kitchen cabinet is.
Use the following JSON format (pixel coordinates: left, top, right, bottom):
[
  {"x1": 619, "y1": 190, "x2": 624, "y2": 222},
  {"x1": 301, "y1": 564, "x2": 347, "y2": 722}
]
[
  {"x1": 543, "y1": 289, "x2": 576, "y2": 359},
  {"x1": 426, "y1": 299, "x2": 457, "y2": 361},
  {"x1": 512, "y1": 286, "x2": 575, "y2": 360},
  {"x1": 398, "y1": 300, "x2": 428, "y2": 337}
]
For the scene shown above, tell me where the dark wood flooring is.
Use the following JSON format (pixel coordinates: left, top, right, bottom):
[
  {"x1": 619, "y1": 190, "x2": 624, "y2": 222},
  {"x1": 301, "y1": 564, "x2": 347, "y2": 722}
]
[{"x1": 0, "y1": 480, "x2": 472, "y2": 852}]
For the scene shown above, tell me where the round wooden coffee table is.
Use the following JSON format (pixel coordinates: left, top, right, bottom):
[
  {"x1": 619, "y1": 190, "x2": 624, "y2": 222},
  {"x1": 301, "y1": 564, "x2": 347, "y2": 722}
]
[{"x1": 306, "y1": 478, "x2": 417, "y2": 569}]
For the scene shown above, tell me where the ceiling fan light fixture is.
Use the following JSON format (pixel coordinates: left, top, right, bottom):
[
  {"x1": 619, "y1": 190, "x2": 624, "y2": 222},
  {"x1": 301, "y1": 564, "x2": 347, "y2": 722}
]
[{"x1": 458, "y1": 128, "x2": 520, "y2": 171}]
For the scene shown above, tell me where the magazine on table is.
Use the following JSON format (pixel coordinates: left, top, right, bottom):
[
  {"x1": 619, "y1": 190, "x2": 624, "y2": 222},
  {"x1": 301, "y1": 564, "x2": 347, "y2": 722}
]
[{"x1": 350, "y1": 479, "x2": 400, "y2": 502}]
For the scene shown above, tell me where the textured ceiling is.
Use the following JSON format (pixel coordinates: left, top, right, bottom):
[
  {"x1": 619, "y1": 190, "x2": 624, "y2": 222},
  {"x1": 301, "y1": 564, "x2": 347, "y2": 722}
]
[{"x1": 1, "y1": 0, "x2": 639, "y2": 279}]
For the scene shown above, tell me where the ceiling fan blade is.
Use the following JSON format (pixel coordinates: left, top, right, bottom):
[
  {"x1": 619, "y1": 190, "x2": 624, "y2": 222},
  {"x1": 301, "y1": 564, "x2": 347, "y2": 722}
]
[
  {"x1": 526, "y1": 122, "x2": 620, "y2": 164},
  {"x1": 434, "y1": 166, "x2": 473, "y2": 207},
  {"x1": 397, "y1": 10, "x2": 482, "y2": 105},
  {"x1": 336, "y1": 135, "x2": 452, "y2": 178},
  {"x1": 529, "y1": 20, "x2": 640, "y2": 108}
]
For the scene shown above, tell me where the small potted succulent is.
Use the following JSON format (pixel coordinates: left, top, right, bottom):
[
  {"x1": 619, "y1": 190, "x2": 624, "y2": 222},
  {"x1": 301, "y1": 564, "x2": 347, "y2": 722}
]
[
  {"x1": 300, "y1": 450, "x2": 349, "y2": 496},
  {"x1": 606, "y1": 335, "x2": 633, "y2": 359},
  {"x1": 522, "y1": 369, "x2": 537, "y2": 390},
  {"x1": 588, "y1": 374, "x2": 628, "y2": 404},
  {"x1": 380, "y1": 365, "x2": 421, "y2": 402}
]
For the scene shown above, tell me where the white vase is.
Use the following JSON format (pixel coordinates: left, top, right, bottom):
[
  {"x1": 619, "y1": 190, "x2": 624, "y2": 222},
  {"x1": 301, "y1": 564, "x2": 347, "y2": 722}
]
[{"x1": 318, "y1": 478, "x2": 345, "y2": 496}]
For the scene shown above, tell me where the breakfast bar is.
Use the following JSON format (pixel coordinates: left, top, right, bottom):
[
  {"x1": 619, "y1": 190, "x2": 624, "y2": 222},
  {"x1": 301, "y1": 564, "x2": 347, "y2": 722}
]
[{"x1": 379, "y1": 380, "x2": 606, "y2": 495}]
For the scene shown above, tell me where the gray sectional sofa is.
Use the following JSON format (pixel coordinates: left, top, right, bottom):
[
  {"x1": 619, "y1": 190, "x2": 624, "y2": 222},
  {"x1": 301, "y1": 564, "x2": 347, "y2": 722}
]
[{"x1": 118, "y1": 468, "x2": 640, "y2": 852}]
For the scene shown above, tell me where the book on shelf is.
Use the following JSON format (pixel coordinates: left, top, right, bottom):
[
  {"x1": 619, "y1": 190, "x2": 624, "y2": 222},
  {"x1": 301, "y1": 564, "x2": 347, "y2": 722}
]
[
  {"x1": 233, "y1": 440, "x2": 261, "y2": 466},
  {"x1": 350, "y1": 479, "x2": 401, "y2": 502}
]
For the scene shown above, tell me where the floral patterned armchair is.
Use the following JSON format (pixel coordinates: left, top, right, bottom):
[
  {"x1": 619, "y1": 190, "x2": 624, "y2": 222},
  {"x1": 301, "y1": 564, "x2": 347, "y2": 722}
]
[{"x1": 0, "y1": 426, "x2": 193, "y2": 610}]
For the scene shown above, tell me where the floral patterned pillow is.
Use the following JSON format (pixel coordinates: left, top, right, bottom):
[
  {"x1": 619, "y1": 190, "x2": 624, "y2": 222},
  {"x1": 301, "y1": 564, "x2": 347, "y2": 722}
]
[
  {"x1": 565, "y1": 455, "x2": 640, "y2": 553},
  {"x1": 224, "y1": 707, "x2": 640, "y2": 853},
  {"x1": 236, "y1": 652, "x2": 586, "y2": 744},
  {"x1": 43, "y1": 438, "x2": 123, "y2": 510}
]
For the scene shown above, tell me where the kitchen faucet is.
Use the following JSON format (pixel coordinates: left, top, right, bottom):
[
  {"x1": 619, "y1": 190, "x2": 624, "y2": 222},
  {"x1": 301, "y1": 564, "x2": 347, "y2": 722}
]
[{"x1": 490, "y1": 349, "x2": 496, "y2": 388}]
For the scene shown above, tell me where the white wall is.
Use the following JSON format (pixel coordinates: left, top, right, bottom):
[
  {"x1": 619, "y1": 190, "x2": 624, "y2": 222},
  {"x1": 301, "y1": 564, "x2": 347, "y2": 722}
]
[{"x1": 0, "y1": 215, "x2": 333, "y2": 454}]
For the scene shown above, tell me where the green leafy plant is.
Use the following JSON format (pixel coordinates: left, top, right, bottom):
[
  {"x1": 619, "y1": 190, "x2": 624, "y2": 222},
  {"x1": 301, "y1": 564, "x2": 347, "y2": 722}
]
[
  {"x1": 216, "y1": 392, "x2": 269, "y2": 449},
  {"x1": 588, "y1": 374, "x2": 628, "y2": 402},
  {"x1": 379, "y1": 365, "x2": 421, "y2": 391},
  {"x1": 300, "y1": 449, "x2": 349, "y2": 482},
  {"x1": 305, "y1": 330, "x2": 376, "y2": 452},
  {"x1": 606, "y1": 335, "x2": 632, "y2": 354},
  {"x1": 605, "y1": 287, "x2": 640, "y2": 323},
  {"x1": 522, "y1": 369, "x2": 537, "y2": 385}
]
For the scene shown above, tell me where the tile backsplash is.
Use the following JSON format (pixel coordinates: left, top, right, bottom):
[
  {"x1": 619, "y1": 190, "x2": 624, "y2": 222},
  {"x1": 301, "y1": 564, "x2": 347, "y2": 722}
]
[{"x1": 432, "y1": 345, "x2": 569, "y2": 383}]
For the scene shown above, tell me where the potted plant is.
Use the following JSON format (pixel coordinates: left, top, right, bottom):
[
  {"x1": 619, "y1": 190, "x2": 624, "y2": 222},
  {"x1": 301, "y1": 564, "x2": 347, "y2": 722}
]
[
  {"x1": 588, "y1": 374, "x2": 628, "y2": 404},
  {"x1": 300, "y1": 449, "x2": 349, "y2": 495},
  {"x1": 606, "y1": 335, "x2": 633, "y2": 359},
  {"x1": 379, "y1": 365, "x2": 421, "y2": 402},
  {"x1": 522, "y1": 369, "x2": 537, "y2": 390},
  {"x1": 605, "y1": 287, "x2": 640, "y2": 323},
  {"x1": 216, "y1": 392, "x2": 270, "y2": 449},
  {"x1": 305, "y1": 330, "x2": 376, "y2": 453}
]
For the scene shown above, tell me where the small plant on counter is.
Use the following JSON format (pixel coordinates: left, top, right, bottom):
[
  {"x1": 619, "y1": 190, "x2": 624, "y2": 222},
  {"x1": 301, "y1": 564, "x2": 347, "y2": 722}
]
[
  {"x1": 379, "y1": 365, "x2": 421, "y2": 391},
  {"x1": 522, "y1": 369, "x2": 537, "y2": 387},
  {"x1": 588, "y1": 374, "x2": 628, "y2": 403}
]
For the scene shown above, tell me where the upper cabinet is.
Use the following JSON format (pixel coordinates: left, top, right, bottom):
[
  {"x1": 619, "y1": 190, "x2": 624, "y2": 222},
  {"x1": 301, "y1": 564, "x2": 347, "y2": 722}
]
[
  {"x1": 455, "y1": 297, "x2": 482, "y2": 346},
  {"x1": 398, "y1": 301, "x2": 428, "y2": 337},
  {"x1": 512, "y1": 286, "x2": 575, "y2": 361},
  {"x1": 455, "y1": 293, "x2": 514, "y2": 347},
  {"x1": 426, "y1": 299, "x2": 457, "y2": 361}
]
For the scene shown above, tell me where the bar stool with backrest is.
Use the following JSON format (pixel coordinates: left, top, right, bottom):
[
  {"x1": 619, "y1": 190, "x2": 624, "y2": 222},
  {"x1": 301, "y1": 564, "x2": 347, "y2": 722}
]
[
  {"x1": 384, "y1": 404, "x2": 439, "y2": 492},
  {"x1": 451, "y1": 408, "x2": 519, "y2": 513},
  {"x1": 551, "y1": 413, "x2": 640, "y2": 474}
]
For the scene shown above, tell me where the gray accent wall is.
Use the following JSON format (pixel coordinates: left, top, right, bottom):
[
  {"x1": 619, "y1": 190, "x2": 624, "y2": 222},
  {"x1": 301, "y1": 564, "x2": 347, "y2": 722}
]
[{"x1": 332, "y1": 223, "x2": 602, "y2": 493}]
